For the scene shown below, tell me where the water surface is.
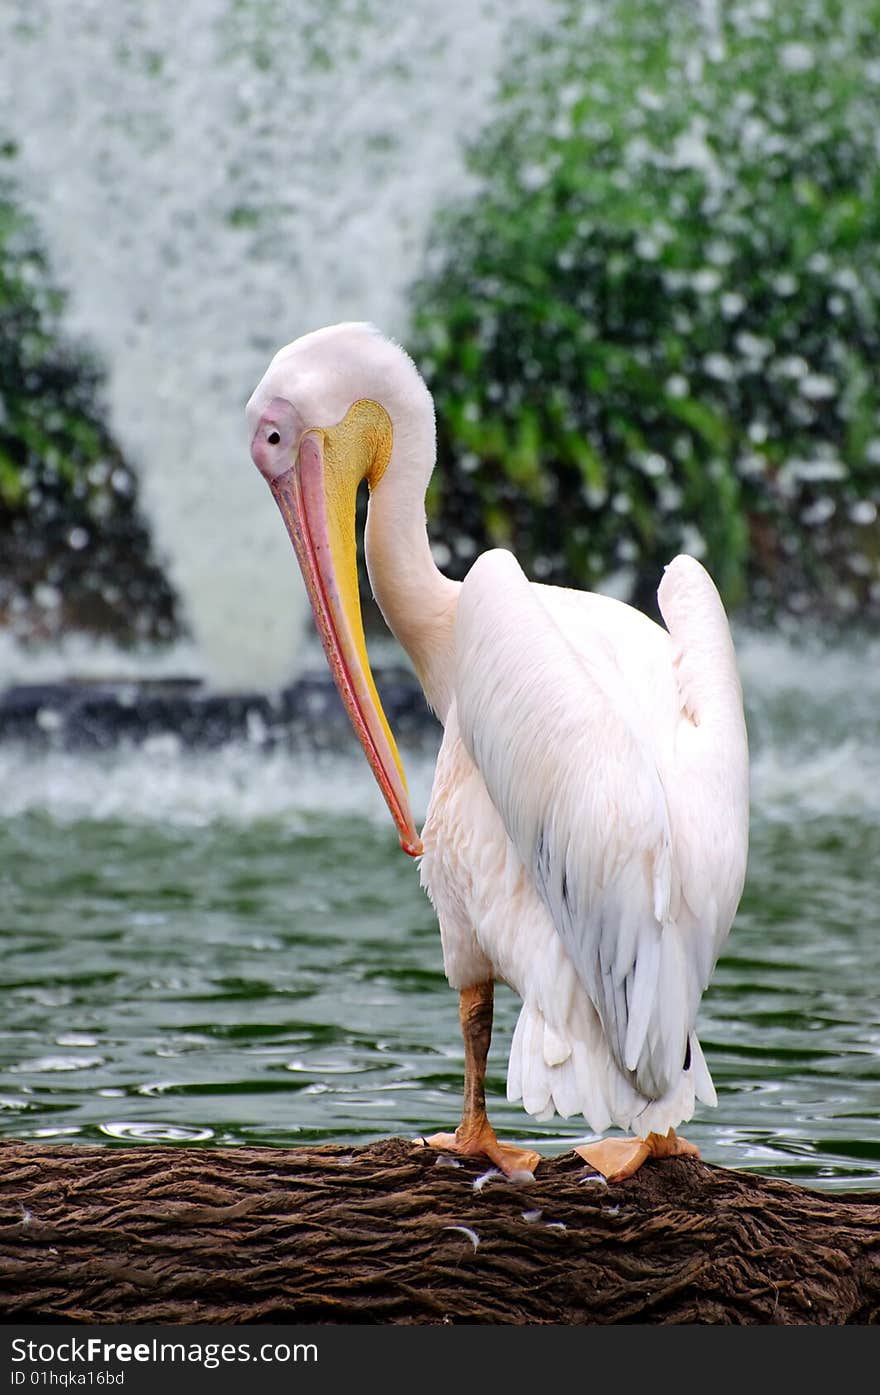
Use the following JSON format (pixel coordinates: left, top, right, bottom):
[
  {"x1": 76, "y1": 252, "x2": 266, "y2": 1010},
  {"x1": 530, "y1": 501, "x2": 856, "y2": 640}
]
[{"x1": 1, "y1": 633, "x2": 877, "y2": 1191}]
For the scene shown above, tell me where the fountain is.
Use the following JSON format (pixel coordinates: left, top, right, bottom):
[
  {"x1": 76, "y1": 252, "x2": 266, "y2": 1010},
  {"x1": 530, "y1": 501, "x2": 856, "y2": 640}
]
[{"x1": 0, "y1": 0, "x2": 538, "y2": 688}]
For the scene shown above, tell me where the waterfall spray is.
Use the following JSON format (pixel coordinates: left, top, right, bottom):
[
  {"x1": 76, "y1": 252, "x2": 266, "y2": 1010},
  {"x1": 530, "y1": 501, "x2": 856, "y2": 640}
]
[{"x1": 0, "y1": 0, "x2": 537, "y2": 687}]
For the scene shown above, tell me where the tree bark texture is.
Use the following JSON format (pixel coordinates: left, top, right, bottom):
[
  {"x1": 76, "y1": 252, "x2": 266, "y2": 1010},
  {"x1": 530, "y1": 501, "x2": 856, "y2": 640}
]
[{"x1": 0, "y1": 1138, "x2": 877, "y2": 1325}]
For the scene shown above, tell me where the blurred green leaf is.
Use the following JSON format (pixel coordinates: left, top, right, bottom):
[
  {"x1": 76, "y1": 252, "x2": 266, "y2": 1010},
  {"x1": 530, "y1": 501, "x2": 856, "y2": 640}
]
[
  {"x1": 409, "y1": 0, "x2": 880, "y2": 620},
  {"x1": 0, "y1": 152, "x2": 178, "y2": 640}
]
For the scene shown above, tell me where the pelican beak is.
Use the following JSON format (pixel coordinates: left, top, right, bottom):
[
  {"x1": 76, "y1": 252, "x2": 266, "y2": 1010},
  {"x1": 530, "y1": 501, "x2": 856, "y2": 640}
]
[{"x1": 260, "y1": 414, "x2": 422, "y2": 857}]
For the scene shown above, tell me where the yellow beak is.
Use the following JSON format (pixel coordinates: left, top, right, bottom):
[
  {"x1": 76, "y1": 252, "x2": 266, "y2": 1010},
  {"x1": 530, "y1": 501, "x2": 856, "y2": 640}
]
[{"x1": 266, "y1": 418, "x2": 422, "y2": 857}]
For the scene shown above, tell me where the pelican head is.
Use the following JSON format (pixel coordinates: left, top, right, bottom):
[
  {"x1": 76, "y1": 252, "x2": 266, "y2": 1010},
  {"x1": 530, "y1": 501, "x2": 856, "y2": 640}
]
[{"x1": 246, "y1": 323, "x2": 432, "y2": 857}]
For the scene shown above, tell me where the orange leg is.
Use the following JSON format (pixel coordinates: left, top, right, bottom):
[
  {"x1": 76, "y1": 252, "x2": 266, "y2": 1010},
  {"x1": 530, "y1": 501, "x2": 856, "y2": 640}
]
[
  {"x1": 576, "y1": 1129, "x2": 700, "y2": 1182},
  {"x1": 422, "y1": 981, "x2": 541, "y2": 1179}
]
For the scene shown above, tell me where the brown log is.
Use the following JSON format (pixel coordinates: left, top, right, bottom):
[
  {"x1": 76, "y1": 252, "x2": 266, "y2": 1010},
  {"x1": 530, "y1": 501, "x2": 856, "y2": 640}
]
[{"x1": 0, "y1": 1137, "x2": 877, "y2": 1325}]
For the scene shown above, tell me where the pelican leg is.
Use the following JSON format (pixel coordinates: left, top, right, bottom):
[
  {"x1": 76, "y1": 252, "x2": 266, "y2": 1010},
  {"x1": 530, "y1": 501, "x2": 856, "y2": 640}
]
[
  {"x1": 423, "y1": 980, "x2": 541, "y2": 1179},
  {"x1": 575, "y1": 1128, "x2": 700, "y2": 1182}
]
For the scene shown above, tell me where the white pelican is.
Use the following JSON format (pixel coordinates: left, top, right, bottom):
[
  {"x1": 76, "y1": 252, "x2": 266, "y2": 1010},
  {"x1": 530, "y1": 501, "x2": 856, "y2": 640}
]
[{"x1": 246, "y1": 322, "x2": 749, "y2": 1181}]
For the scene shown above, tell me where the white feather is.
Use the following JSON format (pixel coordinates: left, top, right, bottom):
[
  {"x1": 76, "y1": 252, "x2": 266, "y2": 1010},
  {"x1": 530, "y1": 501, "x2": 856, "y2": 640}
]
[{"x1": 442, "y1": 1225, "x2": 480, "y2": 1251}]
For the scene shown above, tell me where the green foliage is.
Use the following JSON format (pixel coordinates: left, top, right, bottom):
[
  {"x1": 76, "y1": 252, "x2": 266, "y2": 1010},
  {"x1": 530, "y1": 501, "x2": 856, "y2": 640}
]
[
  {"x1": 410, "y1": 0, "x2": 880, "y2": 619},
  {"x1": 0, "y1": 145, "x2": 177, "y2": 640}
]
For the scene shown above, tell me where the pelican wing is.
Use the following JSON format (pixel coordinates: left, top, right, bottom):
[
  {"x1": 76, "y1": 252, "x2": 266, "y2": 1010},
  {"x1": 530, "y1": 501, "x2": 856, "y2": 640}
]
[{"x1": 454, "y1": 549, "x2": 747, "y2": 1100}]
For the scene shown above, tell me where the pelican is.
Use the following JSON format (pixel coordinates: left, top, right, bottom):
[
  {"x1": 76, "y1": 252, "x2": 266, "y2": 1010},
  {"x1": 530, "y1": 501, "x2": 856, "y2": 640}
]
[{"x1": 246, "y1": 322, "x2": 749, "y2": 1181}]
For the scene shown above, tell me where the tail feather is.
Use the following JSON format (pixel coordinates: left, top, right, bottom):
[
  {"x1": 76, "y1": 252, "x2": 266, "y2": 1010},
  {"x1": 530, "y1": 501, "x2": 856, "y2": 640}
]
[{"x1": 507, "y1": 1001, "x2": 713, "y2": 1137}]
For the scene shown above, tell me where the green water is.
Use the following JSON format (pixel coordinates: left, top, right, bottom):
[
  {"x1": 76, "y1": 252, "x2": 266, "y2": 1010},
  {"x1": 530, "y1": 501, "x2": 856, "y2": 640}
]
[{"x1": 1, "y1": 635, "x2": 878, "y2": 1191}]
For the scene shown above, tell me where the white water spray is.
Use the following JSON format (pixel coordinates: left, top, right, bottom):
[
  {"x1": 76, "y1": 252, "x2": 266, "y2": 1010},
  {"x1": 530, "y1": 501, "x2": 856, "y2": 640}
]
[{"x1": 0, "y1": 0, "x2": 536, "y2": 687}]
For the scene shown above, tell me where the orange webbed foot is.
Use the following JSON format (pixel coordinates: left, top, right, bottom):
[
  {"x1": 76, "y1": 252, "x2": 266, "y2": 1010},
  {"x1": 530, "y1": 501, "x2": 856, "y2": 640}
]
[
  {"x1": 420, "y1": 1124, "x2": 540, "y2": 1180},
  {"x1": 576, "y1": 1129, "x2": 699, "y2": 1182}
]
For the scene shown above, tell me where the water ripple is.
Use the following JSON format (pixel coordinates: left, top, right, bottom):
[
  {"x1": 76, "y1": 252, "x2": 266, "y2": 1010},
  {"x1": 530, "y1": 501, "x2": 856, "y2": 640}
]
[{"x1": 100, "y1": 1122, "x2": 215, "y2": 1143}]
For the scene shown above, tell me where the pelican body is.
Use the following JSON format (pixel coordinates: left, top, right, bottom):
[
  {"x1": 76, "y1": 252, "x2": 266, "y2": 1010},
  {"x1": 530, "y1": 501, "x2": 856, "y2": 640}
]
[{"x1": 247, "y1": 323, "x2": 749, "y2": 1180}]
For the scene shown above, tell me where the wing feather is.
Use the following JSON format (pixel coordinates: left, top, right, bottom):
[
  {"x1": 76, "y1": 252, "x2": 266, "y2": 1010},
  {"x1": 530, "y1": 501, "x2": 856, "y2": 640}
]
[
  {"x1": 454, "y1": 549, "x2": 748, "y2": 1106},
  {"x1": 656, "y1": 554, "x2": 750, "y2": 990},
  {"x1": 455, "y1": 550, "x2": 687, "y2": 1097}
]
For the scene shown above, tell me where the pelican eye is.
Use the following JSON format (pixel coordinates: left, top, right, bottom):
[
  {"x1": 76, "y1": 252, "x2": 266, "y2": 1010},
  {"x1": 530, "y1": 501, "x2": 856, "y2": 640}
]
[{"x1": 267, "y1": 429, "x2": 281, "y2": 446}]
